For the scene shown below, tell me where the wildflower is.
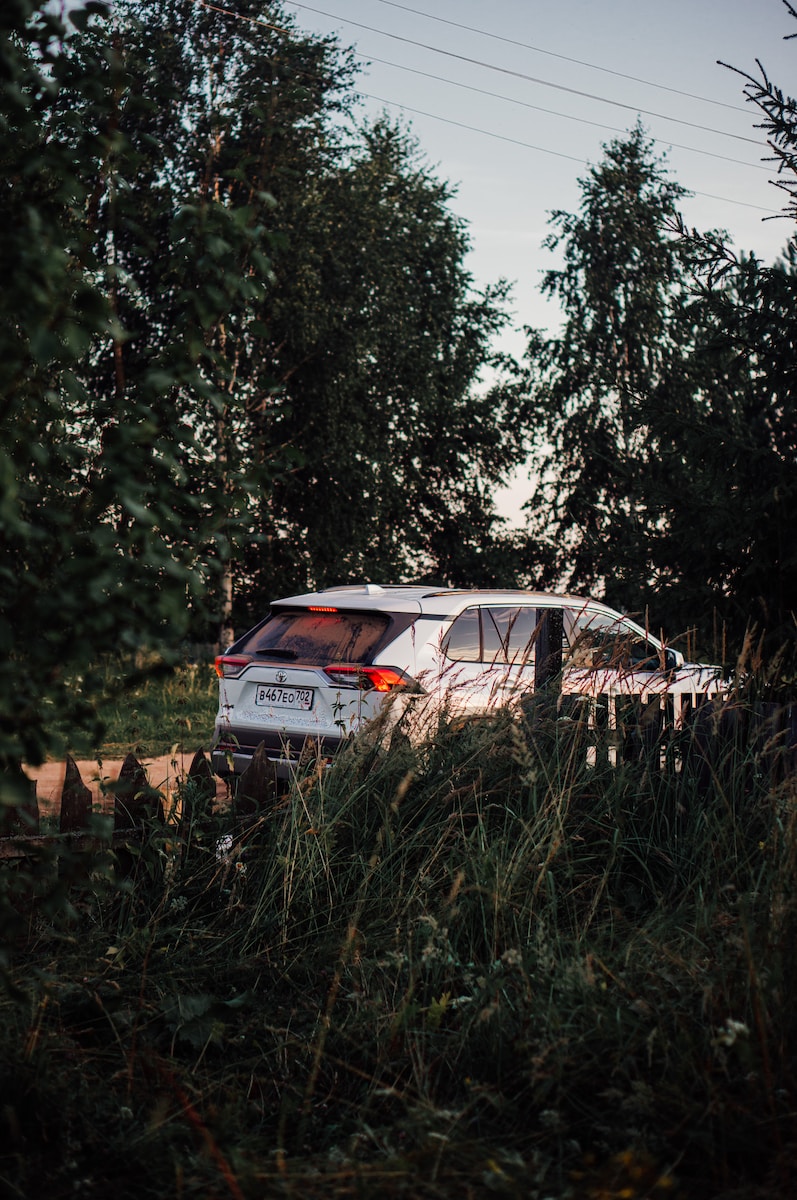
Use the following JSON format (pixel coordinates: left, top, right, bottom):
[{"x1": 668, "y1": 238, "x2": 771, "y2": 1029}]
[
  {"x1": 215, "y1": 834, "x2": 234, "y2": 861},
  {"x1": 713, "y1": 1018, "x2": 750, "y2": 1047}
]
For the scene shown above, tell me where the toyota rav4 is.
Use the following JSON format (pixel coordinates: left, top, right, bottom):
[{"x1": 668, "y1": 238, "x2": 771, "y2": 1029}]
[{"x1": 211, "y1": 584, "x2": 721, "y2": 780}]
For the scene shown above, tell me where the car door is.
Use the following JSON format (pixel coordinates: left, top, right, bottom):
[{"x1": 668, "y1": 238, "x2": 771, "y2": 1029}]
[
  {"x1": 562, "y1": 605, "x2": 669, "y2": 696},
  {"x1": 438, "y1": 604, "x2": 561, "y2": 712}
]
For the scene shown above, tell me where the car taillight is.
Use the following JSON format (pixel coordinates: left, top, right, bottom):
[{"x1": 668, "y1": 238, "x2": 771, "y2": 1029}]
[
  {"x1": 214, "y1": 654, "x2": 252, "y2": 679},
  {"x1": 324, "y1": 665, "x2": 412, "y2": 692}
]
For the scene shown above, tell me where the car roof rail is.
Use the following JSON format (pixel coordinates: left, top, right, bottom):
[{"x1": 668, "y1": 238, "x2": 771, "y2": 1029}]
[
  {"x1": 320, "y1": 583, "x2": 449, "y2": 595},
  {"x1": 320, "y1": 583, "x2": 386, "y2": 594}
]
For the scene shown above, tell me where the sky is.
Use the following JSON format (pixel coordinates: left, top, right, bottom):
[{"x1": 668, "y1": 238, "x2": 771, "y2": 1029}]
[{"x1": 276, "y1": 0, "x2": 797, "y2": 517}]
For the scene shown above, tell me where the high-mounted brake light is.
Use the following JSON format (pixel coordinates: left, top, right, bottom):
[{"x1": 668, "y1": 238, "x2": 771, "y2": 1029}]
[
  {"x1": 308, "y1": 605, "x2": 339, "y2": 613},
  {"x1": 214, "y1": 654, "x2": 252, "y2": 679},
  {"x1": 324, "y1": 665, "x2": 410, "y2": 693}
]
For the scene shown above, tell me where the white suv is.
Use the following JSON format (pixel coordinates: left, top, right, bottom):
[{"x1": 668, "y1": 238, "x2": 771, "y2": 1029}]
[{"x1": 211, "y1": 584, "x2": 721, "y2": 780}]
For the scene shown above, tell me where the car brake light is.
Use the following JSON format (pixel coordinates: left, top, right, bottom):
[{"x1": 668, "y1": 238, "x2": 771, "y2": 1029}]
[
  {"x1": 309, "y1": 605, "x2": 338, "y2": 612},
  {"x1": 214, "y1": 654, "x2": 252, "y2": 679},
  {"x1": 324, "y1": 665, "x2": 410, "y2": 692}
]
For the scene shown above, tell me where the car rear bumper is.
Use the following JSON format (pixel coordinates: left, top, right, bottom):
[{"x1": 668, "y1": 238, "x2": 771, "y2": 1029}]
[{"x1": 211, "y1": 726, "x2": 344, "y2": 780}]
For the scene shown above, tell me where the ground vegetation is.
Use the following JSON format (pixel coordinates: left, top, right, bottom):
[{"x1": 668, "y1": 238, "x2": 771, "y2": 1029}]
[{"x1": 2, "y1": 693, "x2": 797, "y2": 1198}]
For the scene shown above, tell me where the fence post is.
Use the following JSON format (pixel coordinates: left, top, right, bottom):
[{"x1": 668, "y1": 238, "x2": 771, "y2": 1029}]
[
  {"x1": 113, "y1": 753, "x2": 164, "y2": 831},
  {"x1": 234, "y1": 741, "x2": 278, "y2": 820},
  {"x1": 110, "y1": 754, "x2": 165, "y2": 882},
  {"x1": 59, "y1": 754, "x2": 93, "y2": 833}
]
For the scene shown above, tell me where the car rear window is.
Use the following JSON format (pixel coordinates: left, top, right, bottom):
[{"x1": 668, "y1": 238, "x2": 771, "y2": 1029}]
[{"x1": 237, "y1": 609, "x2": 392, "y2": 665}]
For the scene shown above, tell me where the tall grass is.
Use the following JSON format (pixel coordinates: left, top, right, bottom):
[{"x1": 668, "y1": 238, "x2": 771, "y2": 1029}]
[
  {"x1": 2, "y1": 694, "x2": 796, "y2": 1197},
  {"x1": 59, "y1": 656, "x2": 219, "y2": 759}
]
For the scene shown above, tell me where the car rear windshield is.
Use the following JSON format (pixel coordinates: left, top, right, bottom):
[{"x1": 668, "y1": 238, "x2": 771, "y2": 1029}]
[{"x1": 237, "y1": 608, "x2": 392, "y2": 666}]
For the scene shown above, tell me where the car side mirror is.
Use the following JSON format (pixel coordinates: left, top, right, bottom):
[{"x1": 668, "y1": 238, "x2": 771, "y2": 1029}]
[{"x1": 664, "y1": 648, "x2": 678, "y2": 672}]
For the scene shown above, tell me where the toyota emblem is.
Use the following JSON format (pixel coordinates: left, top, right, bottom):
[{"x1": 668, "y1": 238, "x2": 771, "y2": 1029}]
[{"x1": 276, "y1": 670, "x2": 287, "y2": 684}]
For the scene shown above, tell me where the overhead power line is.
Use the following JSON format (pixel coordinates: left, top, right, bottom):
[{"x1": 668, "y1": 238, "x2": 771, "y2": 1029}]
[
  {"x1": 194, "y1": 1, "x2": 781, "y2": 215},
  {"x1": 359, "y1": 92, "x2": 781, "y2": 214},
  {"x1": 364, "y1": 53, "x2": 774, "y2": 175},
  {"x1": 369, "y1": 0, "x2": 751, "y2": 115},
  {"x1": 283, "y1": 0, "x2": 765, "y2": 147},
  {"x1": 197, "y1": 0, "x2": 291, "y2": 37}
]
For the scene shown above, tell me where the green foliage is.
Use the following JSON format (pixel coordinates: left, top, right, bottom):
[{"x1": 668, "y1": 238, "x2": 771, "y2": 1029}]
[
  {"x1": 639, "y1": 240, "x2": 797, "y2": 657},
  {"x1": 0, "y1": 1, "x2": 279, "y2": 781},
  {"x1": 2, "y1": 703, "x2": 797, "y2": 1196},
  {"x1": 66, "y1": 0, "x2": 294, "y2": 642},
  {"x1": 523, "y1": 95, "x2": 797, "y2": 664},
  {"x1": 85, "y1": 0, "x2": 526, "y2": 636},
  {"x1": 246, "y1": 117, "x2": 525, "y2": 602},
  {"x1": 521, "y1": 123, "x2": 692, "y2": 610}
]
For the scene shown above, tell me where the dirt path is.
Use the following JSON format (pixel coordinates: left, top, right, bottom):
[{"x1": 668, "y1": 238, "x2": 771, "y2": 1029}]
[{"x1": 24, "y1": 751, "x2": 229, "y2": 811}]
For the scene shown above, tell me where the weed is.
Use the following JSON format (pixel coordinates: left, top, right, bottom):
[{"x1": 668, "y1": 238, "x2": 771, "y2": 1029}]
[{"x1": 1, "y1": 689, "x2": 797, "y2": 1196}]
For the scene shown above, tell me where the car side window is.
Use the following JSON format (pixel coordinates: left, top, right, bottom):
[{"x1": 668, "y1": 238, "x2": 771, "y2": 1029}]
[
  {"x1": 565, "y1": 610, "x2": 660, "y2": 671},
  {"x1": 442, "y1": 607, "x2": 481, "y2": 662},
  {"x1": 482, "y1": 606, "x2": 539, "y2": 665},
  {"x1": 443, "y1": 606, "x2": 540, "y2": 665}
]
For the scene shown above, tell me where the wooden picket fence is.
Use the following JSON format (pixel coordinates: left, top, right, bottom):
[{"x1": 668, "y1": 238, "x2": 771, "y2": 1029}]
[
  {"x1": 554, "y1": 690, "x2": 797, "y2": 784},
  {"x1": 0, "y1": 744, "x2": 279, "y2": 859},
  {"x1": 2, "y1": 693, "x2": 795, "y2": 858}
]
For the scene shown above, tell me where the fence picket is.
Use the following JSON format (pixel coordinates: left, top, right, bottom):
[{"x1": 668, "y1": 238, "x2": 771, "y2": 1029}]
[
  {"x1": 59, "y1": 754, "x2": 93, "y2": 833},
  {"x1": 113, "y1": 753, "x2": 164, "y2": 831},
  {"x1": 234, "y1": 741, "x2": 278, "y2": 819}
]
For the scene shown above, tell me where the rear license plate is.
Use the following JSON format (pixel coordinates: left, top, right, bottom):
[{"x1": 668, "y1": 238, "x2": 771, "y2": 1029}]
[{"x1": 255, "y1": 685, "x2": 314, "y2": 711}]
